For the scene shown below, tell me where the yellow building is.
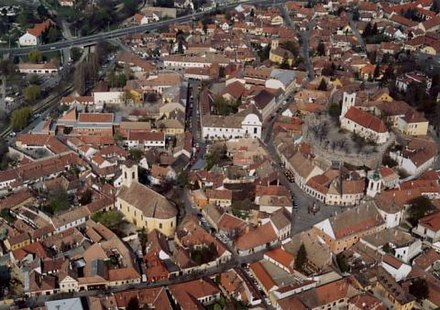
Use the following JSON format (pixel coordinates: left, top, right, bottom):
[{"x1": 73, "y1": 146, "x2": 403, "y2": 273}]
[
  {"x1": 400, "y1": 112, "x2": 429, "y2": 136},
  {"x1": 116, "y1": 163, "x2": 177, "y2": 237},
  {"x1": 269, "y1": 40, "x2": 294, "y2": 67},
  {"x1": 376, "y1": 268, "x2": 416, "y2": 310},
  {"x1": 5, "y1": 233, "x2": 31, "y2": 251}
]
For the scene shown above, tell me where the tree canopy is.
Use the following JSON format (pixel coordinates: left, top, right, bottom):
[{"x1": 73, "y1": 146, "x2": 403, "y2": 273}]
[
  {"x1": 23, "y1": 84, "x2": 41, "y2": 103},
  {"x1": 92, "y1": 210, "x2": 124, "y2": 230},
  {"x1": 11, "y1": 107, "x2": 33, "y2": 130},
  {"x1": 295, "y1": 243, "x2": 308, "y2": 272}
]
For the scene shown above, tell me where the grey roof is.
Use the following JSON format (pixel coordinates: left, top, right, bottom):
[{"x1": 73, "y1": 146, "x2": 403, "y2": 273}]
[
  {"x1": 270, "y1": 69, "x2": 296, "y2": 87},
  {"x1": 45, "y1": 298, "x2": 85, "y2": 310}
]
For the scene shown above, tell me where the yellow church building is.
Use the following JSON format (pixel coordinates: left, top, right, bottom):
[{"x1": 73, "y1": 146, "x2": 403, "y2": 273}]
[{"x1": 116, "y1": 162, "x2": 177, "y2": 237}]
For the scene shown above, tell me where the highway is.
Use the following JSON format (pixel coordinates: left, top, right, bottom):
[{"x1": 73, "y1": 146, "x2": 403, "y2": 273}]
[{"x1": 0, "y1": 0, "x2": 286, "y2": 56}]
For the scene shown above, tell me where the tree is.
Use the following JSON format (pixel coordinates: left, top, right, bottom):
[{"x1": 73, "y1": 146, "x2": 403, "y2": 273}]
[
  {"x1": 28, "y1": 50, "x2": 43, "y2": 63},
  {"x1": 328, "y1": 102, "x2": 341, "y2": 118},
  {"x1": 46, "y1": 27, "x2": 62, "y2": 43},
  {"x1": 11, "y1": 107, "x2": 33, "y2": 130},
  {"x1": 79, "y1": 189, "x2": 93, "y2": 205},
  {"x1": 317, "y1": 41, "x2": 326, "y2": 56},
  {"x1": 48, "y1": 186, "x2": 70, "y2": 214},
  {"x1": 70, "y1": 47, "x2": 83, "y2": 62},
  {"x1": 409, "y1": 278, "x2": 429, "y2": 301},
  {"x1": 92, "y1": 210, "x2": 124, "y2": 230},
  {"x1": 362, "y1": 22, "x2": 372, "y2": 38},
  {"x1": 127, "y1": 297, "x2": 140, "y2": 310},
  {"x1": 373, "y1": 64, "x2": 380, "y2": 79},
  {"x1": 280, "y1": 53, "x2": 291, "y2": 69},
  {"x1": 336, "y1": 254, "x2": 349, "y2": 273},
  {"x1": 317, "y1": 78, "x2": 327, "y2": 91},
  {"x1": 407, "y1": 196, "x2": 435, "y2": 226},
  {"x1": 258, "y1": 45, "x2": 271, "y2": 61},
  {"x1": 295, "y1": 243, "x2": 307, "y2": 272},
  {"x1": 219, "y1": 66, "x2": 225, "y2": 78},
  {"x1": 29, "y1": 74, "x2": 41, "y2": 85},
  {"x1": 122, "y1": 0, "x2": 140, "y2": 16},
  {"x1": 24, "y1": 85, "x2": 41, "y2": 103},
  {"x1": 0, "y1": 60, "x2": 17, "y2": 76},
  {"x1": 74, "y1": 63, "x2": 86, "y2": 95},
  {"x1": 280, "y1": 41, "x2": 299, "y2": 58},
  {"x1": 129, "y1": 149, "x2": 144, "y2": 161},
  {"x1": 177, "y1": 40, "x2": 184, "y2": 54},
  {"x1": 37, "y1": 5, "x2": 49, "y2": 19}
]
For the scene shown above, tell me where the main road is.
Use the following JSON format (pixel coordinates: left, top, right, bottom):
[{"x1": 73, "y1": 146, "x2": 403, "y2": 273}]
[{"x1": 0, "y1": 0, "x2": 286, "y2": 56}]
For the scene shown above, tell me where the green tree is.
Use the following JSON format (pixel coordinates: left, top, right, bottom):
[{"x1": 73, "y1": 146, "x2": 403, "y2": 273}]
[
  {"x1": 70, "y1": 47, "x2": 83, "y2": 62},
  {"x1": 280, "y1": 40, "x2": 299, "y2": 58},
  {"x1": 328, "y1": 102, "x2": 341, "y2": 118},
  {"x1": 295, "y1": 243, "x2": 308, "y2": 272},
  {"x1": 409, "y1": 278, "x2": 429, "y2": 301},
  {"x1": 129, "y1": 149, "x2": 144, "y2": 161},
  {"x1": 336, "y1": 254, "x2": 349, "y2": 273},
  {"x1": 28, "y1": 50, "x2": 43, "y2": 63},
  {"x1": 17, "y1": 9, "x2": 34, "y2": 27},
  {"x1": 92, "y1": 210, "x2": 124, "y2": 230},
  {"x1": 122, "y1": 0, "x2": 140, "y2": 16},
  {"x1": 37, "y1": 5, "x2": 49, "y2": 19},
  {"x1": 48, "y1": 186, "x2": 70, "y2": 214},
  {"x1": 317, "y1": 78, "x2": 327, "y2": 91},
  {"x1": 46, "y1": 27, "x2": 62, "y2": 43},
  {"x1": 407, "y1": 196, "x2": 435, "y2": 226},
  {"x1": 11, "y1": 107, "x2": 33, "y2": 130},
  {"x1": 24, "y1": 85, "x2": 41, "y2": 103},
  {"x1": 29, "y1": 74, "x2": 41, "y2": 85}
]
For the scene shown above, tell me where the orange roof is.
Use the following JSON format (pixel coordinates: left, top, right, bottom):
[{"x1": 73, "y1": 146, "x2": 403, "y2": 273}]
[
  {"x1": 344, "y1": 107, "x2": 387, "y2": 133},
  {"x1": 236, "y1": 222, "x2": 277, "y2": 251},
  {"x1": 78, "y1": 113, "x2": 114, "y2": 123},
  {"x1": 27, "y1": 20, "x2": 53, "y2": 37},
  {"x1": 249, "y1": 261, "x2": 277, "y2": 291},
  {"x1": 419, "y1": 211, "x2": 440, "y2": 232},
  {"x1": 383, "y1": 254, "x2": 403, "y2": 269},
  {"x1": 264, "y1": 247, "x2": 294, "y2": 270}
]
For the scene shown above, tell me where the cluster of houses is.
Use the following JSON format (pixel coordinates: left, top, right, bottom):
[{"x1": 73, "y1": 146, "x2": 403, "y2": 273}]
[{"x1": 3, "y1": 0, "x2": 440, "y2": 308}]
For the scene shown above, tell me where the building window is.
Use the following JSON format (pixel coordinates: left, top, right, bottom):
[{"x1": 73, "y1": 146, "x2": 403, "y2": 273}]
[{"x1": 159, "y1": 223, "x2": 163, "y2": 229}]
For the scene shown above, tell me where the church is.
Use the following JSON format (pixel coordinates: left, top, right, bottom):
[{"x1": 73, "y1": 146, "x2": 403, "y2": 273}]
[
  {"x1": 116, "y1": 162, "x2": 177, "y2": 237},
  {"x1": 339, "y1": 92, "x2": 390, "y2": 144}
]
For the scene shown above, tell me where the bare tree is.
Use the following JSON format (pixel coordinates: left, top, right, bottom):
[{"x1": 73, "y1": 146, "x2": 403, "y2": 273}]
[{"x1": 74, "y1": 63, "x2": 86, "y2": 95}]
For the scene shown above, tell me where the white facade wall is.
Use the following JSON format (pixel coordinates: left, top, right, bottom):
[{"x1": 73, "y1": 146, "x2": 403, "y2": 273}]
[
  {"x1": 93, "y1": 91, "x2": 125, "y2": 105},
  {"x1": 19, "y1": 33, "x2": 38, "y2": 46}
]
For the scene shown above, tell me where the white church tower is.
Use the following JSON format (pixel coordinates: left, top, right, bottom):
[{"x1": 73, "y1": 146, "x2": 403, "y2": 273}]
[
  {"x1": 367, "y1": 169, "x2": 382, "y2": 198},
  {"x1": 340, "y1": 91, "x2": 356, "y2": 119},
  {"x1": 121, "y1": 161, "x2": 138, "y2": 188}
]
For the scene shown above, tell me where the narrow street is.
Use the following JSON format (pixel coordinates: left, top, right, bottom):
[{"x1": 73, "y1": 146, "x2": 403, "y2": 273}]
[
  {"x1": 348, "y1": 13, "x2": 366, "y2": 52},
  {"x1": 281, "y1": 4, "x2": 315, "y2": 80}
]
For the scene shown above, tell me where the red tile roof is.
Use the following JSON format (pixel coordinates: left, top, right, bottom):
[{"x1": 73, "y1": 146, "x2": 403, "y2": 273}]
[{"x1": 344, "y1": 107, "x2": 387, "y2": 133}]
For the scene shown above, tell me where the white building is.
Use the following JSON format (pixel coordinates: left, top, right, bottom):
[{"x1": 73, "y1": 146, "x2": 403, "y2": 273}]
[
  {"x1": 381, "y1": 255, "x2": 412, "y2": 282},
  {"x1": 123, "y1": 131, "x2": 165, "y2": 150},
  {"x1": 413, "y1": 212, "x2": 440, "y2": 243},
  {"x1": 201, "y1": 108, "x2": 262, "y2": 141},
  {"x1": 340, "y1": 92, "x2": 389, "y2": 144},
  {"x1": 93, "y1": 91, "x2": 125, "y2": 108},
  {"x1": 18, "y1": 62, "x2": 59, "y2": 74}
]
